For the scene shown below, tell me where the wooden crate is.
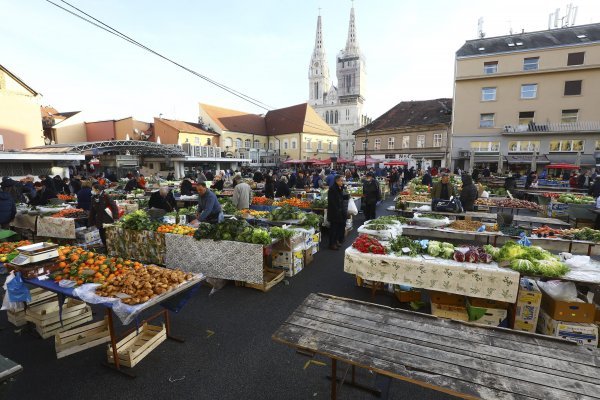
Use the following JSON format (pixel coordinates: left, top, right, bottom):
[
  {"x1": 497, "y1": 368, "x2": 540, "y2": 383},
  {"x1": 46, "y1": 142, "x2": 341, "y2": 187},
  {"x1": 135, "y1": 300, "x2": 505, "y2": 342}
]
[
  {"x1": 29, "y1": 288, "x2": 57, "y2": 305},
  {"x1": 26, "y1": 299, "x2": 93, "y2": 339},
  {"x1": 236, "y1": 268, "x2": 285, "y2": 292},
  {"x1": 7, "y1": 310, "x2": 27, "y2": 327},
  {"x1": 395, "y1": 289, "x2": 422, "y2": 303},
  {"x1": 106, "y1": 323, "x2": 166, "y2": 368},
  {"x1": 55, "y1": 317, "x2": 111, "y2": 359}
]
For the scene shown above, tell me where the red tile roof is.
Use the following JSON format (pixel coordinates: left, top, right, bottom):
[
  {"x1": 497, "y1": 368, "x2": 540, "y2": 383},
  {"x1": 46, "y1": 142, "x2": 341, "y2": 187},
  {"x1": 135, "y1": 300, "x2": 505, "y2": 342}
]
[
  {"x1": 199, "y1": 103, "x2": 266, "y2": 134},
  {"x1": 157, "y1": 118, "x2": 219, "y2": 136},
  {"x1": 265, "y1": 103, "x2": 336, "y2": 136}
]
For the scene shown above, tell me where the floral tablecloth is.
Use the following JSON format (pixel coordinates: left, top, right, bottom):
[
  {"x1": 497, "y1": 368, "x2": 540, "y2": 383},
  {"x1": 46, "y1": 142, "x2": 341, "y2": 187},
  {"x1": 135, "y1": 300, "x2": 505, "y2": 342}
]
[
  {"x1": 165, "y1": 234, "x2": 264, "y2": 284},
  {"x1": 36, "y1": 217, "x2": 76, "y2": 239},
  {"x1": 344, "y1": 247, "x2": 519, "y2": 302},
  {"x1": 10, "y1": 213, "x2": 38, "y2": 231},
  {"x1": 105, "y1": 226, "x2": 166, "y2": 265}
]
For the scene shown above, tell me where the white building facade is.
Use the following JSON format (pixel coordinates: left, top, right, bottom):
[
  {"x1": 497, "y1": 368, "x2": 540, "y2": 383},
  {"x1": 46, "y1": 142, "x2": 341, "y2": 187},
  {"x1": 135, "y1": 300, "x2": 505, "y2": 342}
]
[{"x1": 308, "y1": 6, "x2": 368, "y2": 160}]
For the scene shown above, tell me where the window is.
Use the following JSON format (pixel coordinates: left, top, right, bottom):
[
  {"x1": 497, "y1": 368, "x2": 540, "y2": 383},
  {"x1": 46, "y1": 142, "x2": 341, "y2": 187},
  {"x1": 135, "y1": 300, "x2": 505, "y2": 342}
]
[
  {"x1": 253, "y1": 139, "x2": 260, "y2": 149},
  {"x1": 235, "y1": 138, "x2": 242, "y2": 148},
  {"x1": 518, "y1": 111, "x2": 535, "y2": 125},
  {"x1": 523, "y1": 57, "x2": 539, "y2": 71},
  {"x1": 244, "y1": 139, "x2": 251, "y2": 148},
  {"x1": 520, "y1": 84, "x2": 537, "y2": 99},
  {"x1": 470, "y1": 141, "x2": 500, "y2": 152},
  {"x1": 283, "y1": 140, "x2": 289, "y2": 150},
  {"x1": 561, "y1": 109, "x2": 579, "y2": 124},
  {"x1": 481, "y1": 87, "x2": 496, "y2": 101},
  {"x1": 374, "y1": 139, "x2": 381, "y2": 150},
  {"x1": 362, "y1": 140, "x2": 367, "y2": 150},
  {"x1": 306, "y1": 140, "x2": 312, "y2": 150},
  {"x1": 194, "y1": 137, "x2": 200, "y2": 144},
  {"x1": 595, "y1": 140, "x2": 600, "y2": 151},
  {"x1": 549, "y1": 140, "x2": 584, "y2": 152},
  {"x1": 328, "y1": 141, "x2": 332, "y2": 150},
  {"x1": 483, "y1": 61, "x2": 498, "y2": 74},
  {"x1": 269, "y1": 142, "x2": 273, "y2": 150},
  {"x1": 291, "y1": 139, "x2": 297, "y2": 149},
  {"x1": 334, "y1": 110, "x2": 339, "y2": 124},
  {"x1": 402, "y1": 136, "x2": 410, "y2": 149},
  {"x1": 567, "y1": 52, "x2": 585, "y2": 66},
  {"x1": 317, "y1": 141, "x2": 323, "y2": 150},
  {"x1": 479, "y1": 113, "x2": 495, "y2": 128},
  {"x1": 314, "y1": 82, "x2": 319, "y2": 99},
  {"x1": 508, "y1": 141, "x2": 540, "y2": 152},
  {"x1": 224, "y1": 137, "x2": 233, "y2": 148},
  {"x1": 564, "y1": 80, "x2": 582, "y2": 96},
  {"x1": 388, "y1": 137, "x2": 395, "y2": 149},
  {"x1": 433, "y1": 133, "x2": 442, "y2": 147},
  {"x1": 416, "y1": 135, "x2": 425, "y2": 148},
  {"x1": 325, "y1": 111, "x2": 329, "y2": 124}
]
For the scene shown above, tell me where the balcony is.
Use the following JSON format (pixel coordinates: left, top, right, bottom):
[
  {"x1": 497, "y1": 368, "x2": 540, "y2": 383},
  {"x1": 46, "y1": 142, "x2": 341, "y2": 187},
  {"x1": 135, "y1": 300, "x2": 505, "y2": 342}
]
[{"x1": 502, "y1": 121, "x2": 600, "y2": 135}]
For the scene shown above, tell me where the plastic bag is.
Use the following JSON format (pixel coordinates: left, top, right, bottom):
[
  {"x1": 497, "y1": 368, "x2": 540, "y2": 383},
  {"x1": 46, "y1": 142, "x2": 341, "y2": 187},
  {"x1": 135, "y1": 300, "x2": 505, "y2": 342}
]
[
  {"x1": 7, "y1": 272, "x2": 31, "y2": 303},
  {"x1": 481, "y1": 190, "x2": 490, "y2": 198},
  {"x1": 1, "y1": 272, "x2": 25, "y2": 312},
  {"x1": 347, "y1": 198, "x2": 358, "y2": 216},
  {"x1": 565, "y1": 255, "x2": 591, "y2": 268},
  {"x1": 537, "y1": 280, "x2": 578, "y2": 301},
  {"x1": 412, "y1": 213, "x2": 450, "y2": 228}
]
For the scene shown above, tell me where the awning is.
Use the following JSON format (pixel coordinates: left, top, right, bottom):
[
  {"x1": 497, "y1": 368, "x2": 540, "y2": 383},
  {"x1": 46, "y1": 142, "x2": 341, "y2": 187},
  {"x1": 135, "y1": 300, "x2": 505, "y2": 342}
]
[
  {"x1": 473, "y1": 155, "x2": 501, "y2": 163},
  {"x1": 547, "y1": 154, "x2": 595, "y2": 166},
  {"x1": 505, "y1": 155, "x2": 550, "y2": 164},
  {"x1": 383, "y1": 160, "x2": 408, "y2": 166},
  {"x1": 546, "y1": 163, "x2": 579, "y2": 170}
]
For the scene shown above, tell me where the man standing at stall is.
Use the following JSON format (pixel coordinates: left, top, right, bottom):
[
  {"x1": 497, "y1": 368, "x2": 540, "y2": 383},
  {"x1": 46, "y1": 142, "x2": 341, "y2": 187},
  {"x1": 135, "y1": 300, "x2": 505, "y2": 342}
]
[
  {"x1": 196, "y1": 182, "x2": 223, "y2": 223},
  {"x1": 431, "y1": 172, "x2": 455, "y2": 210},
  {"x1": 362, "y1": 172, "x2": 381, "y2": 221},
  {"x1": 327, "y1": 175, "x2": 348, "y2": 250},
  {"x1": 89, "y1": 183, "x2": 119, "y2": 248},
  {"x1": 232, "y1": 175, "x2": 252, "y2": 210}
]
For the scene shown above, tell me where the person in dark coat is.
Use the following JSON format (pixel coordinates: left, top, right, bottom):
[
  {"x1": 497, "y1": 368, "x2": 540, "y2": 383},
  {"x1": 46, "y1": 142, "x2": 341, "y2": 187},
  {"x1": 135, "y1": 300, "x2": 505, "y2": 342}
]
[
  {"x1": 124, "y1": 176, "x2": 143, "y2": 192},
  {"x1": 30, "y1": 181, "x2": 57, "y2": 206},
  {"x1": 482, "y1": 167, "x2": 491, "y2": 178},
  {"x1": 0, "y1": 191, "x2": 16, "y2": 229},
  {"x1": 362, "y1": 172, "x2": 381, "y2": 221},
  {"x1": 589, "y1": 176, "x2": 600, "y2": 198},
  {"x1": 89, "y1": 183, "x2": 119, "y2": 248},
  {"x1": 180, "y1": 178, "x2": 194, "y2": 196},
  {"x1": 327, "y1": 175, "x2": 348, "y2": 250},
  {"x1": 39, "y1": 175, "x2": 56, "y2": 192},
  {"x1": 210, "y1": 174, "x2": 224, "y2": 191},
  {"x1": 264, "y1": 175, "x2": 275, "y2": 199},
  {"x1": 421, "y1": 170, "x2": 433, "y2": 186},
  {"x1": 525, "y1": 172, "x2": 536, "y2": 189},
  {"x1": 460, "y1": 174, "x2": 479, "y2": 211},
  {"x1": 275, "y1": 176, "x2": 291, "y2": 198},
  {"x1": 148, "y1": 187, "x2": 176, "y2": 212},
  {"x1": 252, "y1": 170, "x2": 263, "y2": 183},
  {"x1": 504, "y1": 175, "x2": 517, "y2": 193},
  {"x1": 471, "y1": 168, "x2": 480, "y2": 182},
  {"x1": 1, "y1": 177, "x2": 25, "y2": 203},
  {"x1": 70, "y1": 176, "x2": 82, "y2": 194},
  {"x1": 295, "y1": 171, "x2": 308, "y2": 189},
  {"x1": 76, "y1": 181, "x2": 93, "y2": 211}
]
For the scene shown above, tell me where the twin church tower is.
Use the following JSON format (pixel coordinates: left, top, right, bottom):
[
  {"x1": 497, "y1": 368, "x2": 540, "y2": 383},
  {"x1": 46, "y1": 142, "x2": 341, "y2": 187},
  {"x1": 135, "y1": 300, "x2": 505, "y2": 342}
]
[{"x1": 308, "y1": 5, "x2": 367, "y2": 159}]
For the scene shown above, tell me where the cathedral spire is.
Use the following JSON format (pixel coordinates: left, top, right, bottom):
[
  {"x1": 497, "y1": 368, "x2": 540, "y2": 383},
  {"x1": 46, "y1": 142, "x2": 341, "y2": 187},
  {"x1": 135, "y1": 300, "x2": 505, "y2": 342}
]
[
  {"x1": 313, "y1": 15, "x2": 325, "y2": 56},
  {"x1": 344, "y1": 4, "x2": 360, "y2": 55}
]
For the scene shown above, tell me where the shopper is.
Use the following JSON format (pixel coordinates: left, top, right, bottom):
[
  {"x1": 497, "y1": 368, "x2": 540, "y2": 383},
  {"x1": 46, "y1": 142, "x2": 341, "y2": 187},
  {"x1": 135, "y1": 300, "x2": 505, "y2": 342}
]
[
  {"x1": 1, "y1": 177, "x2": 25, "y2": 203},
  {"x1": 88, "y1": 183, "x2": 119, "y2": 248},
  {"x1": 149, "y1": 186, "x2": 176, "y2": 212},
  {"x1": 275, "y1": 176, "x2": 291, "y2": 198},
  {"x1": 525, "y1": 171, "x2": 537, "y2": 189},
  {"x1": 76, "y1": 181, "x2": 93, "y2": 211},
  {"x1": 196, "y1": 182, "x2": 223, "y2": 223},
  {"x1": 312, "y1": 171, "x2": 323, "y2": 189},
  {"x1": 362, "y1": 172, "x2": 381, "y2": 221},
  {"x1": 124, "y1": 176, "x2": 143, "y2": 192},
  {"x1": 30, "y1": 181, "x2": 57, "y2": 206},
  {"x1": 327, "y1": 175, "x2": 348, "y2": 250},
  {"x1": 431, "y1": 172, "x2": 455, "y2": 201},
  {"x1": 180, "y1": 177, "x2": 194, "y2": 196},
  {"x1": 0, "y1": 189, "x2": 16, "y2": 229},
  {"x1": 295, "y1": 171, "x2": 308, "y2": 189},
  {"x1": 210, "y1": 174, "x2": 225, "y2": 191},
  {"x1": 231, "y1": 176, "x2": 252, "y2": 210},
  {"x1": 589, "y1": 176, "x2": 600, "y2": 198},
  {"x1": 421, "y1": 169, "x2": 433, "y2": 186},
  {"x1": 264, "y1": 175, "x2": 275, "y2": 199},
  {"x1": 460, "y1": 174, "x2": 479, "y2": 211}
]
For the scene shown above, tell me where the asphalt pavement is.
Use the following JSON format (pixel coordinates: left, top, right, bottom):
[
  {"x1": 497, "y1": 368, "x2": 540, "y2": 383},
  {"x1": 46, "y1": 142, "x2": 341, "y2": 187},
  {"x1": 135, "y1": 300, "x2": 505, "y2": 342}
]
[{"x1": 0, "y1": 198, "x2": 457, "y2": 400}]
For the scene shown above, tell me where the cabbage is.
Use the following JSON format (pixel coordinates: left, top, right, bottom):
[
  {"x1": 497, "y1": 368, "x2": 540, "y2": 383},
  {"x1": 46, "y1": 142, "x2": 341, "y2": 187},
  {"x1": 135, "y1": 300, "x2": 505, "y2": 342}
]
[
  {"x1": 428, "y1": 244, "x2": 441, "y2": 257},
  {"x1": 429, "y1": 241, "x2": 441, "y2": 247},
  {"x1": 441, "y1": 242, "x2": 454, "y2": 250},
  {"x1": 509, "y1": 259, "x2": 535, "y2": 273},
  {"x1": 532, "y1": 259, "x2": 570, "y2": 277},
  {"x1": 453, "y1": 251, "x2": 465, "y2": 262},
  {"x1": 465, "y1": 250, "x2": 479, "y2": 263},
  {"x1": 497, "y1": 242, "x2": 529, "y2": 261},
  {"x1": 442, "y1": 247, "x2": 455, "y2": 259},
  {"x1": 483, "y1": 244, "x2": 499, "y2": 258}
]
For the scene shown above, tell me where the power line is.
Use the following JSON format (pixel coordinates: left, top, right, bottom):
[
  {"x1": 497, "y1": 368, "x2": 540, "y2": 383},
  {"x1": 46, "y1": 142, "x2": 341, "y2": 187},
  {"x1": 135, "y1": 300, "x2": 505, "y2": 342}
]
[{"x1": 43, "y1": 0, "x2": 333, "y2": 134}]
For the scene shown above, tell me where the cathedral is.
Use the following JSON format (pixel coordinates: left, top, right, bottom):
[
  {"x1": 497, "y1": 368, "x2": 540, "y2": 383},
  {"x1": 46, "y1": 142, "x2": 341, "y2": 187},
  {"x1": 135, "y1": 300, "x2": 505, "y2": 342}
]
[{"x1": 308, "y1": 5, "x2": 368, "y2": 160}]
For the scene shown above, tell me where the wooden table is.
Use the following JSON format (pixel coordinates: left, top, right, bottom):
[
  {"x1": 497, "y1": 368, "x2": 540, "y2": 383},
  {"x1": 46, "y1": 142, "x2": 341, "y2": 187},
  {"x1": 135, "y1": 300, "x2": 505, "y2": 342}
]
[{"x1": 273, "y1": 293, "x2": 600, "y2": 400}]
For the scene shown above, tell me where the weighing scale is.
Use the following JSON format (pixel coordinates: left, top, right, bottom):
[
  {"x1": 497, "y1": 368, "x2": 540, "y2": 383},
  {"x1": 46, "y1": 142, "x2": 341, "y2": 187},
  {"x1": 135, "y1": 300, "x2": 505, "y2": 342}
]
[{"x1": 9, "y1": 242, "x2": 59, "y2": 266}]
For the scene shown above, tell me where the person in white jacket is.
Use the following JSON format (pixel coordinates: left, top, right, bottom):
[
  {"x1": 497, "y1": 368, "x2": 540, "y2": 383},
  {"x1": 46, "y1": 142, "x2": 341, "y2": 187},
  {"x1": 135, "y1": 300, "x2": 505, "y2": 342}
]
[{"x1": 232, "y1": 176, "x2": 253, "y2": 210}]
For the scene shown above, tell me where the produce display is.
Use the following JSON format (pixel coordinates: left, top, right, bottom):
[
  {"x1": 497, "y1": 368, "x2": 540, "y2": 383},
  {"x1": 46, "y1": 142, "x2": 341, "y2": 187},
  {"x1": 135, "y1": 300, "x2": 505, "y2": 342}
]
[
  {"x1": 95, "y1": 264, "x2": 194, "y2": 305},
  {"x1": 310, "y1": 198, "x2": 328, "y2": 209},
  {"x1": 219, "y1": 198, "x2": 239, "y2": 215},
  {"x1": 474, "y1": 198, "x2": 497, "y2": 206},
  {"x1": 51, "y1": 208, "x2": 88, "y2": 219},
  {"x1": 50, "y1": 246, "x2": 135, "y2": 285},
  {"x1": 531, "y1": 225, "x2": 562, "y2": 237},
  {"x1": 499, "y1": 226, "x2": 525, "y2": 236},
  {"x1": 452, "y1": 245, "x2": 493, "y2": 264},
  {"x1": 426, "y1": 241, "x2": 456, "y2": 259},
  {"x1": 561, "y1": 227, "x2": 600, "y2": 242},
  {"x1": 352, "y1": 234, "x2": 386, "y2": 255},
  {"x1": 557, "y1": 194, "x2": 595, "y2": 204},
  {"x1": 300, "y1": 213, "x2": 322, "y2": 229},
  {"x1": 57, "y1": 194, "x2": 76, "y2": 201},
  {"x1": 269, "y1": 226, "x2": 297, "y2": 240},
  {"x1": 448, "y1": 220, "x2": 498, "y2": 232},
  {"x1": 273, "y1": 198, "x2": 312, "y2": 208},
  {"x1": 389, "y1": 236, "x2": 421, "y2": 256},
  {"x1": 236, "y1": 226, "x2": 272, "y2": 245},
  {"x1": 192, "y1": 218, "x2": 271, "y2": 245},
  {"x1": 155, "y1": 224, "x2": 196, "y2": 236},
  {"x1": 251, "y1": 196, "x2": 273, "y2": 205},
  {"x1": 270, "y1": 204, "x2": 306, "y2": 221},
  {"x1": 118, "y1": 210, "x2": 159, "y2": 231},
  {"x1": 240, "y1": 209, "x2": 270, "y2": 218},
  {"x1": 493, "y1": 199, "x2": 541, "y2": 211},
  {"x1": 0, "y1": 240, "x2": 32, "y2": 263},
  {"x1": 492, "y1": 241, "x2": 569, "y2": 277}
]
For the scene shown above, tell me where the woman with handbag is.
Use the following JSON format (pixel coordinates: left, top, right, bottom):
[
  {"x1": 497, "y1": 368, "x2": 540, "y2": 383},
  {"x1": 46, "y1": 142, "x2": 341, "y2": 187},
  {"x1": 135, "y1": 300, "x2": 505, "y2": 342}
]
[{"x1": 89, "y1": 183, "x2": 119, "y2": 248}]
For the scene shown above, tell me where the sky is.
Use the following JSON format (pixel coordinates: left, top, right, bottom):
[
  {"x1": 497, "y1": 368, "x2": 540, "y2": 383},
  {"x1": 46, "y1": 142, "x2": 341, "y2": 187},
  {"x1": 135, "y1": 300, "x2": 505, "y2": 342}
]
[{"x1": 2, "y1": 0, "x2": 600, "y2": 123}]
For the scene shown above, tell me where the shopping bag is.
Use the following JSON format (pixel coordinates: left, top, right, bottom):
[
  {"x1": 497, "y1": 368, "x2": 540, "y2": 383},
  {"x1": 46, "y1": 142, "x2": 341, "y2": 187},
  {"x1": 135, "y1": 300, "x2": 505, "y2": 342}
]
[
  {"x1": 6, "y1": 272, "x2": 31, "y2": 303},
  {"x1": 347, "y1": 198, "x2": 358, "y2": 216}
]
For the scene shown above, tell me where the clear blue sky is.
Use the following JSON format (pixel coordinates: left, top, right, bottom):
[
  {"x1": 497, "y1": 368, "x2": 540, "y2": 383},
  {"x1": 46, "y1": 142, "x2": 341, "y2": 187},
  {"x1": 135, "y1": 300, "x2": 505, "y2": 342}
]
[{"x1": 2, "y1": 0, "x2": 599, "y2": 122}]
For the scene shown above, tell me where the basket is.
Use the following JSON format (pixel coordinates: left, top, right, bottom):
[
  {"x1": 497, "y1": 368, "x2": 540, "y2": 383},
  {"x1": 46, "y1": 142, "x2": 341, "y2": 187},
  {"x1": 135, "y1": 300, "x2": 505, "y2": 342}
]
[{"x1": 106, "y1": 323, "x2": 166, "y2": 368}]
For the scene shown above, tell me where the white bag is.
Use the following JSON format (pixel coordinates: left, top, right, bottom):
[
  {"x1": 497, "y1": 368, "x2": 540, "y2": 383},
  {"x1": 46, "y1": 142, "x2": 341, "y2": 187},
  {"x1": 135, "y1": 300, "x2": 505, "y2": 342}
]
[{"x1": 347, "y1": 198, "x2": 358, "y2": 216}]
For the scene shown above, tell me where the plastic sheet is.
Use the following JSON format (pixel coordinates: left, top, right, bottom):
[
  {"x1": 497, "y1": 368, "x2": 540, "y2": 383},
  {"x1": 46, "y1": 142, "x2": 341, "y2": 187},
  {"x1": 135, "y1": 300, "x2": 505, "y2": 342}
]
[
  {"x1": 357, "y1": 221, "x2": 403, "y2": 240},
  {"x1": 537, "y1": 280, "x2": 578, "y2": 301},
  {"x1": 412, "y1": 213, "x2": 450, "y2": 228}
]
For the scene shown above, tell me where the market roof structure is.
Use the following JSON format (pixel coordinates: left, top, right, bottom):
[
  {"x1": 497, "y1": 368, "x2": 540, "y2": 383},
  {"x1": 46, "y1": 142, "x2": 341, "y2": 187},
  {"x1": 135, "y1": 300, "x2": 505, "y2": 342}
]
[
  {"x1": 457, "y1": 23, "x2": 600, "y2": 58},
  {"x1": 23, "y1": 140, "x2": 186, "y2": 157}
]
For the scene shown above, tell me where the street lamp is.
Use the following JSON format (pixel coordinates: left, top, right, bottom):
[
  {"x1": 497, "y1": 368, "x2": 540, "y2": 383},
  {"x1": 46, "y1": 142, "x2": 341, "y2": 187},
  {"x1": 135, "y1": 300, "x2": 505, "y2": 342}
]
[{"x1": 364, "y1": 129, "x2": 370, "y2": 170}]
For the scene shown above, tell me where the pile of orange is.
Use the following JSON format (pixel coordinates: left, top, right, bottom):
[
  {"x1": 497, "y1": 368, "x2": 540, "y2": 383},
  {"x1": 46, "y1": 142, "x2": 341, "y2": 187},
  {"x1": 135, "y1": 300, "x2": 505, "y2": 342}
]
[
  {"x1": 57, "y1": 194, "x2": 75, "y2": 201},
  {"x1": 156, "y1": 224, "x2": 196, "y2": 236},
  {"x1": 251, "y1": 196, "x2": 273, "y2": 205},
  {"x1": 51, "y1": 246, "x2": 139, "y2": 286},
  {"x1": 0, "y1": 240, "x2": 32, "y2": 255},
  {"x1": 273, "y1": 198, "x2": 311, "y2": 208}
]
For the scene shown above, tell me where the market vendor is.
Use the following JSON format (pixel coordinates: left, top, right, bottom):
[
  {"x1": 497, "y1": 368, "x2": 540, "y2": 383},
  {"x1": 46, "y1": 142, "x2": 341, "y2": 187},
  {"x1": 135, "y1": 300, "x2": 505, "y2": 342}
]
[
  {"x1": 149, "y1": 186, "x2": 176, "y2": 212},
  {"x1": 210, "y1": 173, "x2": 225, "y2": 191},
  {"x1": 30, "y1": 181, "x2": 57, "y2": 206},
  {"x1": 431, "y1": 172, "x2": 455, "y2": 209},
  {"x1": 196, "y1": 182, "x2": 223, "y2": 223},
  {"x1": 459, "y1": 174, "x2": 478, "y2": 211},
  {"x1": 89, "y1": 183, "x2": 119, "y2": 248},
  {"x1": 180, "y1": 177, "x2": 194, "y2": 196}
]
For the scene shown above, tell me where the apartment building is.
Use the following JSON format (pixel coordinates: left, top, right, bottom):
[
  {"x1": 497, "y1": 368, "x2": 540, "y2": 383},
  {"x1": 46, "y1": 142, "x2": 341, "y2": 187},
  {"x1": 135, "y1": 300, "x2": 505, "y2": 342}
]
[{"x1": 452, "y1": 23, "x2": 600, "y2": 173}]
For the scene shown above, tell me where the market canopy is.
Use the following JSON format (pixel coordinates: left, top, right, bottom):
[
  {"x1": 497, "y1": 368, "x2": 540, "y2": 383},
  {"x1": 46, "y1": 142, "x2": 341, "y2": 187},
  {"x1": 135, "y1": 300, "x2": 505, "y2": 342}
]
[
  {"x1": 383, "y1": 160, "x2": 408, "y2": 166},
  {"x1": 352, "y1": 157, "x2": 380, "y2": 167},
  {"x1": 546, "y1": 163, "x2": 579, "y2": 170},
  {"x1": 23, "y1": 140, "x2": 186, "y2": 157}
]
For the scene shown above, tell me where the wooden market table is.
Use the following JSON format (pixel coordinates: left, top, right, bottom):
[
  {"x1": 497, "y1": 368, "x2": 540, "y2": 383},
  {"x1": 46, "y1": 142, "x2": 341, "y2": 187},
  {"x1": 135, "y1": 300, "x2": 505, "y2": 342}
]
[{"x1": 273, "y1": 293, "x2": 600, "y2": 400}]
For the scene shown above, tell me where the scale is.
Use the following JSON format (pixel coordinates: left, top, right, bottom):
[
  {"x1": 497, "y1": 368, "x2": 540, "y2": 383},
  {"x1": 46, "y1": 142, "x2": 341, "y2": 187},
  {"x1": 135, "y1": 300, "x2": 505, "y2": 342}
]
[{"x1": 10, "y1": 242, "x2": 59, "y2": 266}]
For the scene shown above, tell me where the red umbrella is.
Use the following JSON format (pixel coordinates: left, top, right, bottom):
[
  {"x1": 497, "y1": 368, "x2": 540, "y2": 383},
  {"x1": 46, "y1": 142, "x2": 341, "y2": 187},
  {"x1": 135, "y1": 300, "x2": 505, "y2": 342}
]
[
  {"x1": 313, "y1": 159, "x2": 331, "y2": 166},
  {"x1": 352, "y1": 157, "x2": 380, "y2": 167},
  {"x1": 284, "y1": 159, "x2": 305, "y2": 164},
  {"x1": 384, "y1": 160, "x2": 408, "y2": 166},
  {"x1": 305, "y1": 158, "x2": 322, "y2": 164},
  {"x1": 546, "y1": 163, "x2": 578, "y2": 170},
  {"x1": 335, "y1": 157, "x2": 352, "y2": 164}
]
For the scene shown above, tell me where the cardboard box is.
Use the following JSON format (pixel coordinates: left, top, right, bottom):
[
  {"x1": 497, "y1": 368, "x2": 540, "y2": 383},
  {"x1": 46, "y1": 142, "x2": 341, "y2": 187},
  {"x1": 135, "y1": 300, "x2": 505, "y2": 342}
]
[
  {"x1": 512, "y1": 278, "x2": 542, "y2": 333},
  {"x1": 595, "y1": 305, "x2": 600, "y2": 324},
  {"x1": 395, "y1": 289, "x2": 421, "y2": 303},
  {"x1": 312, "y1": 232, "x2": 321, "y2": 245},
  {"x1": 537, "y1": 309, "x2": 598, "y2": 347},
  {"x1": 272, "y1": 250, "x2": 303, "y2": 277},
  {"x1": 75, "y1": 227, "x2": 100, "y2": 244},
  {"x1": 431, "y1": 302, "x2": 469, "y2": 322},
  {"x1": 539, "y1": 286, "x2": 595, "y2": 323},
  {"x1": 467, "y1": 299, "x2": 508, "y2": 327},
  {"x1": 310, "y1": 243, "x2": 319, "y2": 255},
  {"x1": 428, "y1": 291, "x2": 466, "y2": 307},
  {"x1": 272, "y1": 235, "x2": 304, "y2": 252},
  {"x1": 303, "y1": 249, "x2": 314, "y2": 266}
]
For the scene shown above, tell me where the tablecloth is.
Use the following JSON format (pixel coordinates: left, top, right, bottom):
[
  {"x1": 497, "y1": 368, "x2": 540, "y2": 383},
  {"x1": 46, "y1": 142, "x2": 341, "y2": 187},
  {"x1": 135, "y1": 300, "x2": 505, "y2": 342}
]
[
  {"x1": 105, "y1": 226, "x2": 166, "y2": 265},
  {"x1": 344, "y1": 247, "x2": 520, "y2": 302},
  {"x1": 165, "y1": 234, "x2": 264, "y2": 284},
  {"x1": 36, "y1": 217, "x2": 76, "y2": 239},
  {"x1": 10, "y1": 214, "x2": 37, "y2": 231}
]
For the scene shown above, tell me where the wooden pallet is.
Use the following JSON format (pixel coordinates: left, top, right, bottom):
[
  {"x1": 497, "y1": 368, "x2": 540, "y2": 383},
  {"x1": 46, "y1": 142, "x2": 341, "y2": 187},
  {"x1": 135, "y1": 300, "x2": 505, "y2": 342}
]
[
  {"x1": 55, "y1": 317, "x2": 111, "y2": 359},
  {"x1": 107, "y1": 323, "x2": 167, "y2": 368},
  {"x1": 235, "y1": 268, "x2": 285, "y2": 292}
]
